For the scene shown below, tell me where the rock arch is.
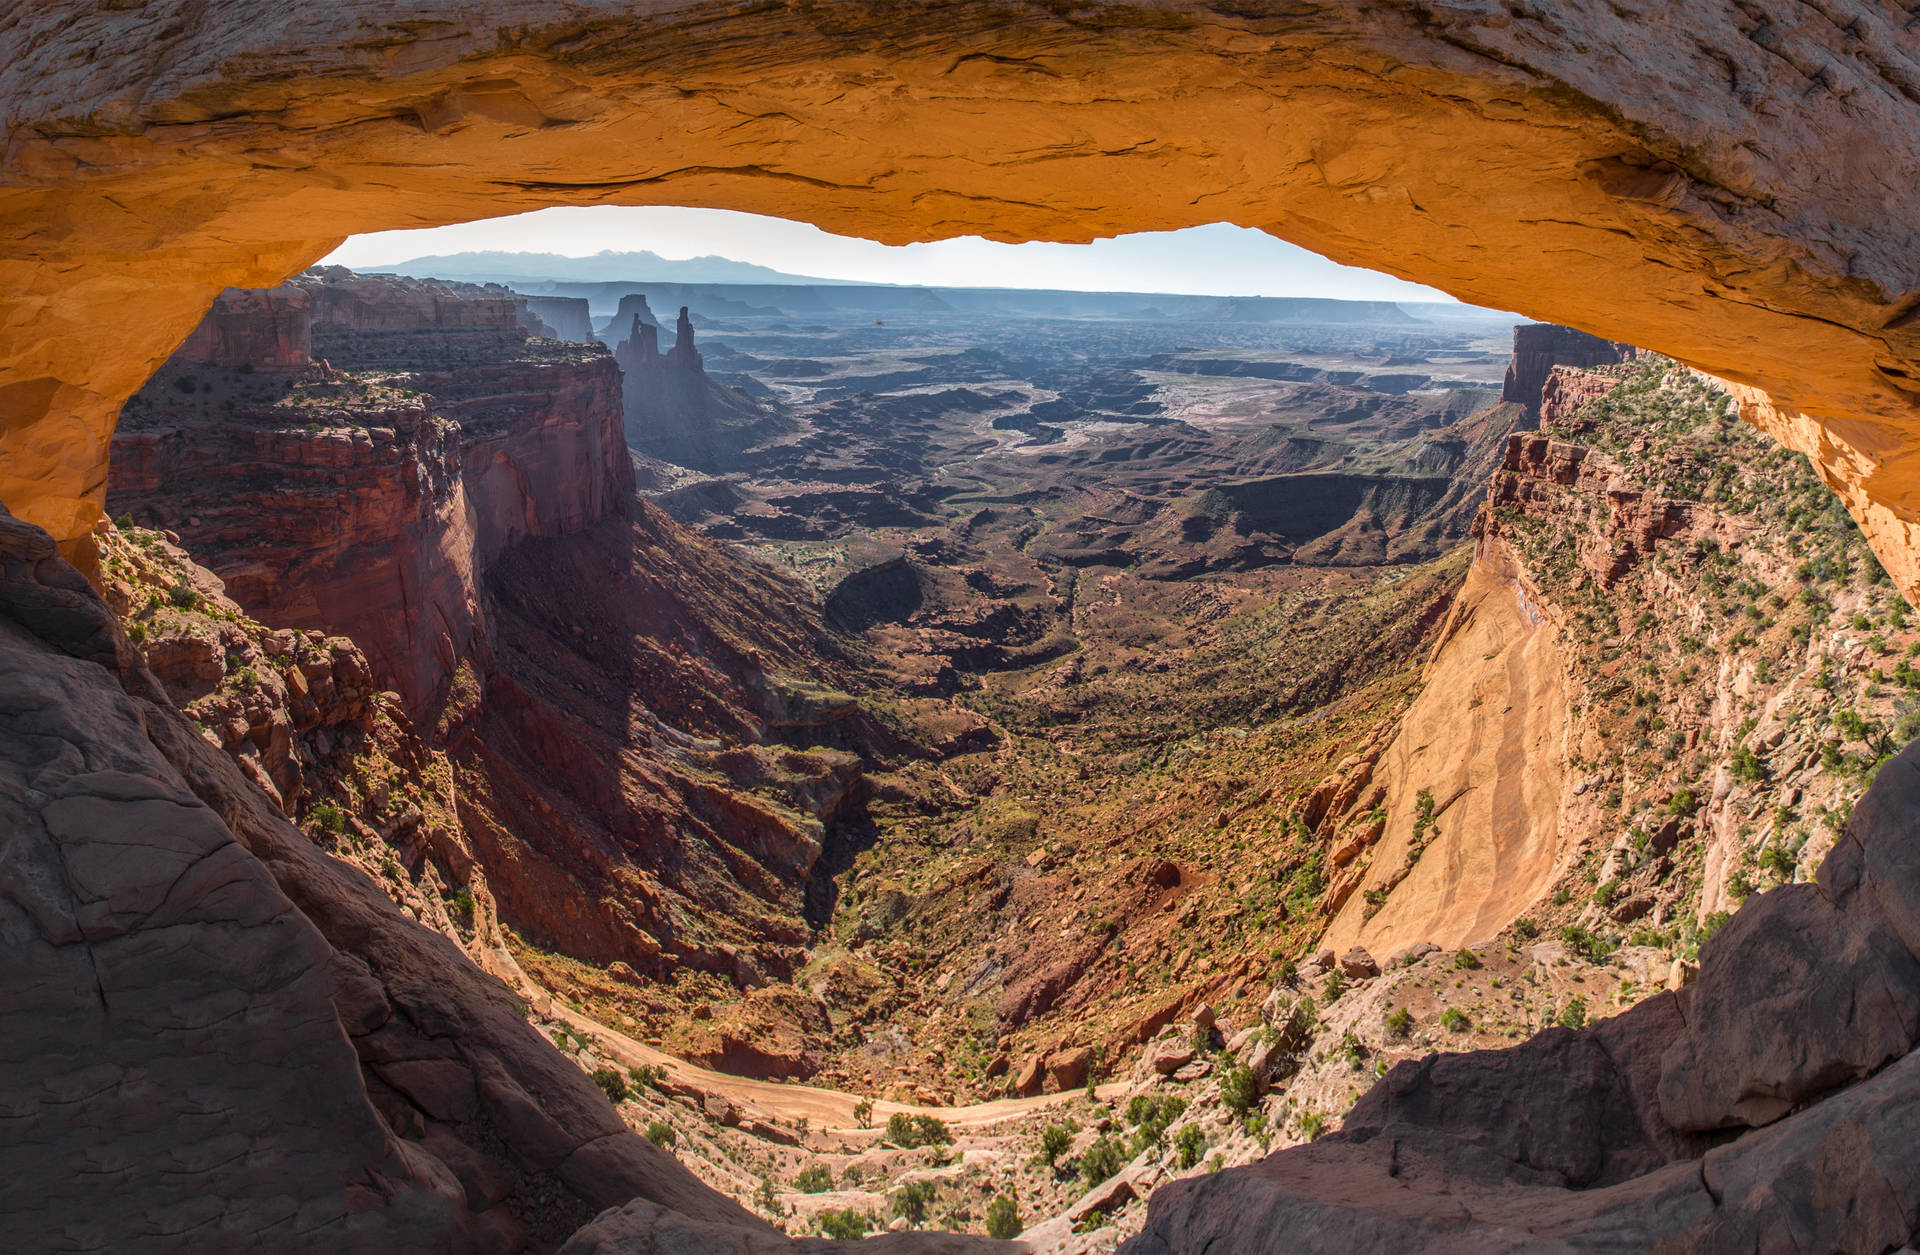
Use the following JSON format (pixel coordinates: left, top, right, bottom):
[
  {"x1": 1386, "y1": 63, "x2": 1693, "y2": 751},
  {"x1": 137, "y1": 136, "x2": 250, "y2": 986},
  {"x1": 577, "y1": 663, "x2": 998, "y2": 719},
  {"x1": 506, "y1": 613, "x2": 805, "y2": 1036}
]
[{"x1": 3, "y1": 1, "x2": 1919, "y2": 586}]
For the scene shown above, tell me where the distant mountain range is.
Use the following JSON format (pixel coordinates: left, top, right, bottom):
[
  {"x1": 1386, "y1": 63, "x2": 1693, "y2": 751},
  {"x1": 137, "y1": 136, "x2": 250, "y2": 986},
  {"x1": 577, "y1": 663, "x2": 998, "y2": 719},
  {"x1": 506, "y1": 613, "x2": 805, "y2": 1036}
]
[
  {"x1": 364, "y1": 250, "x2": 1516, "y2": 327},
  {"x1": 368, "y1": 249, "x2": 860, "y2": 287}
]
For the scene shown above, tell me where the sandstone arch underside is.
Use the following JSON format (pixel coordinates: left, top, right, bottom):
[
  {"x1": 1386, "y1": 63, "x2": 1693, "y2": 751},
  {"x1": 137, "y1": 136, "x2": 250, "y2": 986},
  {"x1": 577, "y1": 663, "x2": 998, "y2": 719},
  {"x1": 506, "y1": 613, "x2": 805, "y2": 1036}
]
[{"x1": 3, "y1": 0, "x2": 1919, "y2": 586}]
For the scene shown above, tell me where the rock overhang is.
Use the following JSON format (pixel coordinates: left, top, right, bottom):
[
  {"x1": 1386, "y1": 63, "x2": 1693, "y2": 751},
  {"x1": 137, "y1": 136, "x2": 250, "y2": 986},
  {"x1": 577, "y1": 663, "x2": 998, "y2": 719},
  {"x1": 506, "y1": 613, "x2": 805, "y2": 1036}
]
[{"x1": 2, "y1": 0, "x2": 1918, "y2": 590}]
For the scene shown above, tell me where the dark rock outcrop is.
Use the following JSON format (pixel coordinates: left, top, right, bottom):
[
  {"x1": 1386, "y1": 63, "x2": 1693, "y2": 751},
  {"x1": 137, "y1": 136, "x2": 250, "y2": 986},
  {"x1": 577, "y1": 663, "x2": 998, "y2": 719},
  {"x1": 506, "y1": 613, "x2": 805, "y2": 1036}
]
[
  {"x1": 1126, "y1": 741, "x2": 1920, "y2": 1255},
  {"x1": 0, "y1": 502, "x2": 761, "y2": 1254},
  {"x1": 1500, "y1": 324, "x2": 1637, "y2": 422}
]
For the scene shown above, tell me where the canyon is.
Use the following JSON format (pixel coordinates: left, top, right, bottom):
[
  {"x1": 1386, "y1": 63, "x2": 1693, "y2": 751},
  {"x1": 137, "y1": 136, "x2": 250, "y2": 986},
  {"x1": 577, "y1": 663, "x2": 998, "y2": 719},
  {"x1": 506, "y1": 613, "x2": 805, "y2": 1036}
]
[
  {"x1": 6, "y1": 252, "x2": 1906, "y2": 1253},
  {"x1": 7, "y1": 1, "x2": 1920, "y2": 610},
  {"x1": 9, "y1": 6, "x2": 1920, "y2": 1252}
]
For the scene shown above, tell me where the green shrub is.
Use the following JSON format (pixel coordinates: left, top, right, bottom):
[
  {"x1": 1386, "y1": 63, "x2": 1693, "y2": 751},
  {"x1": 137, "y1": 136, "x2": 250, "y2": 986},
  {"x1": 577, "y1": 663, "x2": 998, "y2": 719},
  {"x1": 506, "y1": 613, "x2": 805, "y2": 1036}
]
[
  {"x1": 1298, "y1": 1111, "x2": 1326, "y2": 1140},
  {"x1": 985, "y1": 1195, "x2": 1021, "y2": 1240},
  {"x1": 1038, "y1": 1122, "x2": 1075, "y2": 1169},
  {"x1": 1175, "y1": 1122, "x2": 1206, "y2": 1169},
  {"x1": 590, "y1": 1067, "x2": 628, "y2": 1103},
  {"x1": 795, "y1": 1164, "x2": 833, "y2": 1193},
  {"x1": 644, "y1": 1120, "x2": 675, "y2": 1148},
  {"x1": 816, "y1": 1208, "x2": 873, "y2": 1240},
  {"x1": 1386, "y1": 1006, "x2": 1412, "y2": 1038},
  {"x1": 1452, "y1": 948, "x2": 1481, "y2": 970},
  {"x1": 1439, "y1": 1008, "x2": 1470, "y2": 1032},
  {"x1": 1126, "y1": 1094, "x2": 1188, "y2": 1153},
  {"x1": 1080, "y1": 1135, "x2": 1126, "y2": 1186},
  {"x1": 1557, "y1": 996, "x2": 1588, "y2": 1030},
  {"x1": 893, "y1": 1179, "x2": 937, "y2": 1226},
  {"x1": 885, "y1": 1111, "x2": 916, "y2": 1146},
  {"x1": 1730, "y1": 745, "x2": 1767, "y2": 783},
  {"x1": 1560, "y1": 924, "x2": 1614, "y2": 962},
  {"x1": 307, "y1": 800, "x2": 348, "y2": 835},
  {"x1": 1759, "y1": 845, "x2": 1796, "y2": 881},
  {"x1": 852, "y1": 1097, "x2": 874, "y2": 1127},
  {"x1": 912, "y1": 1114, "x2": 952, "y2": 1146},
  {"x1": 1220, "y1": 1064, "x2": 1259, "y2": 1115}
]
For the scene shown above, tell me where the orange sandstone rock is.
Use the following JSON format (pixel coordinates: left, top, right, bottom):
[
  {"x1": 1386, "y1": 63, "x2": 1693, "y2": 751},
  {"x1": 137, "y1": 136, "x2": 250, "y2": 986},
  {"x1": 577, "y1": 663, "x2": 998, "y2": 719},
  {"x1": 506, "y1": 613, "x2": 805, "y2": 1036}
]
[{"x1": 1, "y1": 2, "x2": 1918, "y2": 596}]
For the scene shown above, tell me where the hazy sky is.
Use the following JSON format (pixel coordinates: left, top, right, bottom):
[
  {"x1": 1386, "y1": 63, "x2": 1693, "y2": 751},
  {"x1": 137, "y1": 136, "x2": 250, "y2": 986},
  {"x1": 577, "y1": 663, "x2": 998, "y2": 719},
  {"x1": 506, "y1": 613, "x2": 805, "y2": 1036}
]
[{"x1": 323, "y1": 206, "x2": 1457, "y2": 301}]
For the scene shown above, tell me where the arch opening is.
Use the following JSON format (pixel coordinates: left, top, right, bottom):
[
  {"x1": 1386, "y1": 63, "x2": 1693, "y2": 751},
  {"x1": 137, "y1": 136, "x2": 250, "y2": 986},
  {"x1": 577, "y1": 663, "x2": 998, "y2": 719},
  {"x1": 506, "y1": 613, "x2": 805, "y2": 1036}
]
[
  {"x1": 9, "y1": 3, "x2": 1920, "y2": 1251},
  {"x1": 5, "y1": 2, "x2": 1920, "y2": 590}
]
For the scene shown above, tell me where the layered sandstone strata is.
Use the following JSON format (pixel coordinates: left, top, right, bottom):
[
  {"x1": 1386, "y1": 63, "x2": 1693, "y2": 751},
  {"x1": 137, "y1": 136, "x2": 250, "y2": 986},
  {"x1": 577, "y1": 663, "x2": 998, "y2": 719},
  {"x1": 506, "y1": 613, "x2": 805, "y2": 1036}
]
[
  {"x1": 1500, "y1": 324, "x2": 1637, "y2": 422},
  {"x1": 108, "y1": 272, "x2": 630, "y2": 715}
]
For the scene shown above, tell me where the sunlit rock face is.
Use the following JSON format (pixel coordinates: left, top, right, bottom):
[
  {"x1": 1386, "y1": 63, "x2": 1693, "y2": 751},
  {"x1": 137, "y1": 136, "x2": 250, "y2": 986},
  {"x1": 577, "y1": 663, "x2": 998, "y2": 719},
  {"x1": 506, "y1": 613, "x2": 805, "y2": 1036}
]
[{"x1": 2, "y1": 1, "x2": 1918, "y2": 588}]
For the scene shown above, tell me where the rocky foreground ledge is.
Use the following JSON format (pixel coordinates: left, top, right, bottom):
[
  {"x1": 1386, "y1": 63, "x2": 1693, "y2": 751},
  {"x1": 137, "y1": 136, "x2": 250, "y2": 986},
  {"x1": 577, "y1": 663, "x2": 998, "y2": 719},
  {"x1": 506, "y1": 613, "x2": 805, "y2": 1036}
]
[
  {"x1": 1127, "y1": 746, "x2": 1920, "y2": 1252},
  {"x1": 0, "y1": 502, "x2": 1004, "y2": 1253}
]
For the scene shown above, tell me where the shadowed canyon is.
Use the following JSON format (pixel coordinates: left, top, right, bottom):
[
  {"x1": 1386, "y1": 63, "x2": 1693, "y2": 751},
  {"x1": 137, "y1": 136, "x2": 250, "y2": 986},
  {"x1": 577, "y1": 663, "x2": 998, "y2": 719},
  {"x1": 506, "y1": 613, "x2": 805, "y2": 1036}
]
[{"x1": 9, "y1": 4, "x2": 1920, "y2": 1254}]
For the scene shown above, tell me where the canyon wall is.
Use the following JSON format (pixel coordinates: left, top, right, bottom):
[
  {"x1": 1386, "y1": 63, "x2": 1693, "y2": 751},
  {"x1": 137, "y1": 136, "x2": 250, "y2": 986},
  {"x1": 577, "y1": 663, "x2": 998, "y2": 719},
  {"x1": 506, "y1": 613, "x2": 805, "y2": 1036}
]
[
  {"x1": 108, "y1": 271, "x2": 630, "y2": 715},
  {"x1": 4, "y1": 2, "x2": 1920, "y2": 600},
  {"x1": 108, "y1": 270, "x2": 890, "y2": 1021},
  {"x1": 1318, "y1": 534, "x2": 1570, "y2": 955},
  {"x1": 1501, "y1": 324, "x2": 1637, "y2": 421}
]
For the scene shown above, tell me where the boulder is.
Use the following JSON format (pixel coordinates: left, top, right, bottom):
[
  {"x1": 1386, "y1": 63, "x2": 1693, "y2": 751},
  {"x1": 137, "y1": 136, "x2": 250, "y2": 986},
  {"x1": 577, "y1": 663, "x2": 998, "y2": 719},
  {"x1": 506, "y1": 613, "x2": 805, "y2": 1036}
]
[
  {"x1": 1338, "y1": 947, "x2": 1379, "y2": 980},
  {"x1": 1149, "y1": 1045, "x2": 1196, "y2": 1076},
  {"x1": 1047, "y1": 1046, "x2": 1095, "y2": 1092},
  {"x1": 1657, "y1": 883, "x2": 1920, "y2": 1133},
  {"x1": 1012, "y1": 1055, "x2": 1045, "y2": 1096}
]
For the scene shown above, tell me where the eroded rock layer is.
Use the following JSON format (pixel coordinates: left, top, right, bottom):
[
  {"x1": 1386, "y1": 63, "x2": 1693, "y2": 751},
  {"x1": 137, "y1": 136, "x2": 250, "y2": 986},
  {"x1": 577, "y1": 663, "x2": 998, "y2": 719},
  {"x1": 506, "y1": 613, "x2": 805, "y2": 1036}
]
[{"x1": 108, "y1": 270, "x2": 629, "y2": 715}]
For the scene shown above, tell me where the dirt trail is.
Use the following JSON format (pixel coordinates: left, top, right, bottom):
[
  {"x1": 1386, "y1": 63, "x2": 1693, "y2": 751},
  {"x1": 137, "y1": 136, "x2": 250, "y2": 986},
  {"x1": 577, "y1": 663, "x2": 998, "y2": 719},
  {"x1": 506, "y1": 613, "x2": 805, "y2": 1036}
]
[
  {"x1": 548, "y1": 1000, "x2": 1122, "y2": 1135},
  {"x1": 478, "y1": 946, "x2": 1118, "y2": 1136}
]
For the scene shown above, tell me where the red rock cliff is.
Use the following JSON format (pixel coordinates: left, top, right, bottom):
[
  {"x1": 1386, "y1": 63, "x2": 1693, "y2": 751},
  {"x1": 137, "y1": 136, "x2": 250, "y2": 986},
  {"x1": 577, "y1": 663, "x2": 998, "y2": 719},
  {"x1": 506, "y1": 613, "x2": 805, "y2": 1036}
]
[
  {"x1": 108, "y1": 271, "x2": 631, "y2": 716},
  {"x1": 1500, "y1": 324, "x2": 1637, "y2": 422},
  {"x1": 107, "y1": 267, "x2": 877, "y2": 999},
  {"x1": 172, "y1": 284, "x2": 312, "y2": 369}
]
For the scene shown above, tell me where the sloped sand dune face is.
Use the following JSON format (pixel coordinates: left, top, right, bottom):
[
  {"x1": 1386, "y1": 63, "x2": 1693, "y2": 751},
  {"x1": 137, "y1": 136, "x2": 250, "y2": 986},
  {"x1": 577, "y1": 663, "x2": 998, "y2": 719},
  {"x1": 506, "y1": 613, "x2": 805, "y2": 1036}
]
[
  {"x1": 4, "y1": 1, "x2": 1920, "y2": 587},
  {"x1": 1322, "y1": 535, "x2": 1570, "y2": 956}
]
